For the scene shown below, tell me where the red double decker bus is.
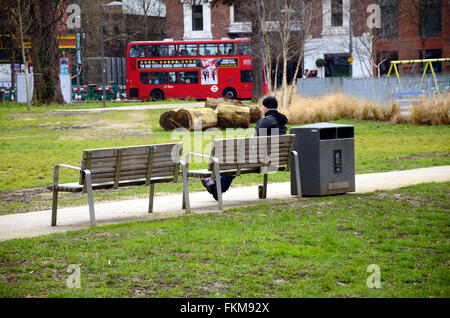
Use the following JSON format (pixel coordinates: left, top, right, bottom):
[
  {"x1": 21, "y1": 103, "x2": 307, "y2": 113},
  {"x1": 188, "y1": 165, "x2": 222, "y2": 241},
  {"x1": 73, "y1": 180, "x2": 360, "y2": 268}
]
[{"x1": 126, "y1": 38, "x2": 267, "y2": 101}]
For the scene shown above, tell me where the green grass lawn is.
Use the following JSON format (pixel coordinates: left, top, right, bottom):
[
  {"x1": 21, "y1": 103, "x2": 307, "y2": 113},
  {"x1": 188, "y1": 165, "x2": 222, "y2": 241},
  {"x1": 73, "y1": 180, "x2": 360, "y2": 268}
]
[
  {"x1": 0, "y1": 102, "x2": 449, "y2": 215},
  {"x1": 0, "y1": 182, "x2": 448, "y2": 298}
]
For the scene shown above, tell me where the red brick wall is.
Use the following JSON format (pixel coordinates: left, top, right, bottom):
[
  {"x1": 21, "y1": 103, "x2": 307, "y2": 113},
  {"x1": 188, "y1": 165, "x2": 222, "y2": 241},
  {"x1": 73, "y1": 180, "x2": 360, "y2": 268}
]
[
  {"x1": 165, "y1": 0, "x2": 184, "y2": 40},
  {"x1": 211, "y1": 4, "x2": 231, "y2": 39},
  {"x1": 165, "y1": 1, "x2": 231, "y2": 40},
  {"x1": 374, "y1": 0, "x2": 450, "y2": 74}
]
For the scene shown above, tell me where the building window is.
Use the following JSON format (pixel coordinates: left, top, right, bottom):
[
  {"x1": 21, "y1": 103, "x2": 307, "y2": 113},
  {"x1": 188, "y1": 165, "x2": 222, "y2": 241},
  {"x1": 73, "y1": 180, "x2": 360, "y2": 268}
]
[
  {"x1": 377, "y1": 0, "x2": 398, "y2": 39},
  {"x1": 419, "y1": 0, "x2": 442, "y2": 37},
  {"x1": 325, "y1": 54, "x2": 350, "y2": 77},
  {"x1": 376, "y1": 51, "x2": 398, "y2": 76},
  {"x1": 233, "y1": 2, "x2": 248, "y2": 23},
  {"x1": 331, "y1": 0, "x2": 343, "y2": 27},
  {"x1": 192, "y1": 5, "x2": 203, "y2": 31},
  {"x1": 419, "y1": 49, "x2": 442, "y2": 73}
]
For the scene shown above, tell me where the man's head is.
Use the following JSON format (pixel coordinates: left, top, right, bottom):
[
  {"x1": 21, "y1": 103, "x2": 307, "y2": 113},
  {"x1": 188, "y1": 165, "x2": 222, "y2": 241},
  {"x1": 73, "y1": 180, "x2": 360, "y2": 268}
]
[{"x1": 261, "y1": 96, "x2": 278, "y2": 113}]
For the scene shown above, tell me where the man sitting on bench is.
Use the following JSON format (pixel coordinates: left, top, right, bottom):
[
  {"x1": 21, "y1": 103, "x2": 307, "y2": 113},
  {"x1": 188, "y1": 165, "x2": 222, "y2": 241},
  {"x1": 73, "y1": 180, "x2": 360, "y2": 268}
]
[{"x1": 200, "y1": 96, "x2": 289, "y2": 200}]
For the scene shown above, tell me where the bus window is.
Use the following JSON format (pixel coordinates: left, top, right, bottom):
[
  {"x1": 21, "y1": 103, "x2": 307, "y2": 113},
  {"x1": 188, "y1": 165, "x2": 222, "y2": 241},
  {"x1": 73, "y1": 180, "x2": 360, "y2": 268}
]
[
  {"x1": 149, "y1": 45, "x2": 167, "y2": 57},
  {"x1": 168, "y1": 45, "x2": 177, "y2": 57},
  {"x1": 169, "y1": 72, "x2": 178, "y2": 84},
  {"x1": 180, "y1": 71, "x2": 198, "y2": 84},
  {"x1": 129, "y1": 45, "x2": 148, "y2": 58},
  {"x1": 149, "y1": 72, "x2": 168, "y2": 84},
  {"x1": 239, "y1": 42, "x2": 251, "y2": 55},
  {"x1": 219, "y1": 43, "x2": 237, "y2": 56},
  {"x1": 179, "y1": 44, "x2": 198, "y2": 56},
  {"x1": 241, "y1": 70, "x2": 252, "y2": 83},
  {"x1": 199, "y1": 43, "x2": 218, "y2": 56},
  {"x1": 140, "y1": 72, "x2": 149, "y2": 84}
]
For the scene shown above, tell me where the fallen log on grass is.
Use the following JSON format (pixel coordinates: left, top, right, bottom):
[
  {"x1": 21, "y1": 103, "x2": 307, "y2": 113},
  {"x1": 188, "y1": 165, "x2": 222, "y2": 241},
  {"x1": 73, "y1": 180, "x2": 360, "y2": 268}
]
[
  {"x1": 205, "y1": 97, "x2": 262, "y2": 122},
  {"x1": 217, "y1": 104, "x2": 251, "y2": 128},
  {"x1": 159, "y1": 108, "x2": 218, "y2": 131}
]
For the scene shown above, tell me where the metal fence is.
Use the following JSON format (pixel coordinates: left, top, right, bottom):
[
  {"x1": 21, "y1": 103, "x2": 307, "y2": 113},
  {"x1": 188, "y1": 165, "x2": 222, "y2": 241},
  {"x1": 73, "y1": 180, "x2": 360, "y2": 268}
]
[
  {"x1": 85, "y1": 57, "x2": 126, "y2": 86},
  {"x1": 297, "y1": 75, "x2": 450, "y2": 106}
]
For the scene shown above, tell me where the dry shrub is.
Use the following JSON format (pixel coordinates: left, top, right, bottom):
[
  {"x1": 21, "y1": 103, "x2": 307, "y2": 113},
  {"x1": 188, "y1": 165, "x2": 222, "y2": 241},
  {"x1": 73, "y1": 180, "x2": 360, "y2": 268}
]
[
  {"x1": 277, "y1": 92, "x2": 399, "y2": 124},
  {"x1": 410, "y1": 93, "x2": 450, "y2": 125}
]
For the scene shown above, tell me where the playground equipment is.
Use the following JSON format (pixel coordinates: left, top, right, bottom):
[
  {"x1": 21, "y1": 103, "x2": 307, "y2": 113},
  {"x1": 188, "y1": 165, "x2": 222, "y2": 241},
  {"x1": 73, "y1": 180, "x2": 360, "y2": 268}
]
[
  {"x1": 387, "y1": 58, "x2": 449, "y2": 105},
  {"x1": 387, "y1": 58, "x2": 450, "y2": 93}
]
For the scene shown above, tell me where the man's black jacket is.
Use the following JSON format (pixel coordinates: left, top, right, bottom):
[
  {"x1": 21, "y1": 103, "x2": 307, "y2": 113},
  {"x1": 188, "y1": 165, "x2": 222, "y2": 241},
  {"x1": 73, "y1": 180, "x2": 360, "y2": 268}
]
[{"x1": 255, "y1": 109, "x2": 288, "y2": 136}]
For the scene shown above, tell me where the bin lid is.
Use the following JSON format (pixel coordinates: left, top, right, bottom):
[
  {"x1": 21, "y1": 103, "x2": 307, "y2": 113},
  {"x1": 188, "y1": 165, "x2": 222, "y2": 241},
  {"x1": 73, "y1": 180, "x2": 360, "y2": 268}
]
[{"x1": 292, "y1": 122, "x2": 354, "y2": 129}]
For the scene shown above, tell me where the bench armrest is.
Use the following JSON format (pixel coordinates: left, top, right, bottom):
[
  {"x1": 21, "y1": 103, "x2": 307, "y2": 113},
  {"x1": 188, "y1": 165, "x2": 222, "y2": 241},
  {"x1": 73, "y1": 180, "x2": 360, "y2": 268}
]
[
  {"x1": 53, "y1": 164, "x2": 91, "y2": 188},
  {"x1": 184, "y1": 152, "x2": 219, "y2": 165}
]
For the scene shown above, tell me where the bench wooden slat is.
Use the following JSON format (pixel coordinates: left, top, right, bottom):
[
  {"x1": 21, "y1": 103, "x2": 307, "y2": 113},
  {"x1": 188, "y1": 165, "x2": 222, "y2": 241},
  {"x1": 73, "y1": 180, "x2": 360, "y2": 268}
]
[
  {"x1": 79, "y1": 143, "x2": 181, "y2": 185},
  {"x1": 82, "y1": 143, "x2": 177, "y2": 159},
  {"x1": 91, "y1": 166, "x2": 177, "y2": 183},
  {"x1": 113, "y1": 148, "x2": 124, "y2": 189},
  {"x1": 49, "y1": 176, "x2": 175, "y2": 193},
  {"x1": 86, "y1": 158, "x2": 179, "y2": 171},
  {"x1": 209, "y1": 135, "x2": 295, "y2": 171}
]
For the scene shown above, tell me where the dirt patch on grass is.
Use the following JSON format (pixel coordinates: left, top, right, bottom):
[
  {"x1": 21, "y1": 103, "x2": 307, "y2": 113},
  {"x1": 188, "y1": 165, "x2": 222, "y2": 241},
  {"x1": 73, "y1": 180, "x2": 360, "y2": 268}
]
[
  {"x1": 371, "y1": 192, "x2": 447, "y2": 207},
  {"x1": 16, "y1": 125, "x2": 90, "y2": 130},
  {"x1": 0, "y1": 187, "x2": 51, "y2": 205},
  {"x1": 390, "y1": 152, "x2": 450, "y2": 162}
]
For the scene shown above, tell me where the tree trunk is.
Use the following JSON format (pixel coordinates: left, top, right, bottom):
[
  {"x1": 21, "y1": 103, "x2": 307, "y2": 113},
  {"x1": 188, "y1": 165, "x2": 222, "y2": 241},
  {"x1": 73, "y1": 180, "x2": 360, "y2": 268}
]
[
  {"x1": 251, "y1": 14, "x2": 264, "y2": 102},
  {"x1": 217, "y1": 105, "x2": 251, "y2": 128},
  {"x1": 9, "y1": 36, "x2": 16, "y2": 92},
  {"x1": 281, "y1": 51, "x2": 288, "y2": 109},
  {"x1": 28, "y1": 0, "x2": 64, "y2": 105},
  {"x1": 17, "y1": 0, "x2": 30, "y2": 110}
]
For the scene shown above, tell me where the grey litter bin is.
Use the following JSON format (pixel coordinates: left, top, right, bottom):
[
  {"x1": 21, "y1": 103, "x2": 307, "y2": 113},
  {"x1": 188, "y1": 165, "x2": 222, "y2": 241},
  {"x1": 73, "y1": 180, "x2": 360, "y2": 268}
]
[{"x1": 290, "y1": 123, "x2": 355, "y2": 196}]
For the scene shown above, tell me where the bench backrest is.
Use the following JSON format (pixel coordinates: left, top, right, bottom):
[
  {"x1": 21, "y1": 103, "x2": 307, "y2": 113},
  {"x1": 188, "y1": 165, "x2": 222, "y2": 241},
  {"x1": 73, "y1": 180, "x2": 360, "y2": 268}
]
[
  {"x1": 79, "y1": 143, "x2": 182, "y2": 186},
  {"x1": 208, "y1": 134, "x2": 295, "y2": 174}
]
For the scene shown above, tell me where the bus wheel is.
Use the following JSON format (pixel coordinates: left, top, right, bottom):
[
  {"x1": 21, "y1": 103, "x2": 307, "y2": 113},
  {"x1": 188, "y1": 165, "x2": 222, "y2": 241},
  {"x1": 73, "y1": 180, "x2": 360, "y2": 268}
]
[
  {"x1": 222, "y1": 88, "x2": 237, "y2": 100},
  {"x1": 150, "y1": 89, "x2": 164, "y2": 102}
]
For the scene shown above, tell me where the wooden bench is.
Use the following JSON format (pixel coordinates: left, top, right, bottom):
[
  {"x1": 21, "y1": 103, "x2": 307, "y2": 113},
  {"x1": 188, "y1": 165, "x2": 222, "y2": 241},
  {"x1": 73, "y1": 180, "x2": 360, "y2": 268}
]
[
  {"x1": 180, "y1": 134, "x2": 301, "y2": 213},
  {"x1": 48, "y1": 143, "x2": 183, "y2": 226}
]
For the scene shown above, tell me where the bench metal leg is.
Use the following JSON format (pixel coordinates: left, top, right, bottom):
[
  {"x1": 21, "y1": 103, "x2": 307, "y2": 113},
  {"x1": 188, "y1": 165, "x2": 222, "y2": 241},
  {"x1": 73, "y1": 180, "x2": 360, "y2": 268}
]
[
  {"x1": 292, "y1": 151, "x2": 302, "y2": 199},
  {"x1": 85, "y1": 172, "x2": 96, "y2": 226},
  {"x1": 181, "y1": 162, "x2": 190, "y2": 214},
  {"x1": 213, "y1": 161, "x2": 223, "y2": 210},
  {"x1": 148, "y1": 183, "x2": 155, "y2": 213},
  {"x1": 258, "y1": 173, "x2": 268, "y2": 199},
  {"x1": 51, "y1": 189, "x2": 58, "y2": 226}
]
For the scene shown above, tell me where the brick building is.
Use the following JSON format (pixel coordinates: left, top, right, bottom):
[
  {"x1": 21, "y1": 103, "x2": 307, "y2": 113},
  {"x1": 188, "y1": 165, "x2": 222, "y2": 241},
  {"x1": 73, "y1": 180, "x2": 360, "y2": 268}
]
[
  {"x1": 304, "y1": 0, "x2": 449, "y2": 78},
  {"x1": 374, "y1": 0, "x2": 449, "y2": 76},
  {"x1": 165, "y1": 0, "x2": 249, "y2": 41},
  {"x1": 164, "y1": 0, "x2": 449, "y2": 78}
]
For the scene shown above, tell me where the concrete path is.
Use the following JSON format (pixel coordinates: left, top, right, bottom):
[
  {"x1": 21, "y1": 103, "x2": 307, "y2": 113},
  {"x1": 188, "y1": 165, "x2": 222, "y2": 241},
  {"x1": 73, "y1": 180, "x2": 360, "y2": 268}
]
[
  {"x1": 0, "y1": 166, "x2": 449, "y2": 241},
  {"x1": 57, "y1": 102, "x2": 204, "y2": 112}
]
